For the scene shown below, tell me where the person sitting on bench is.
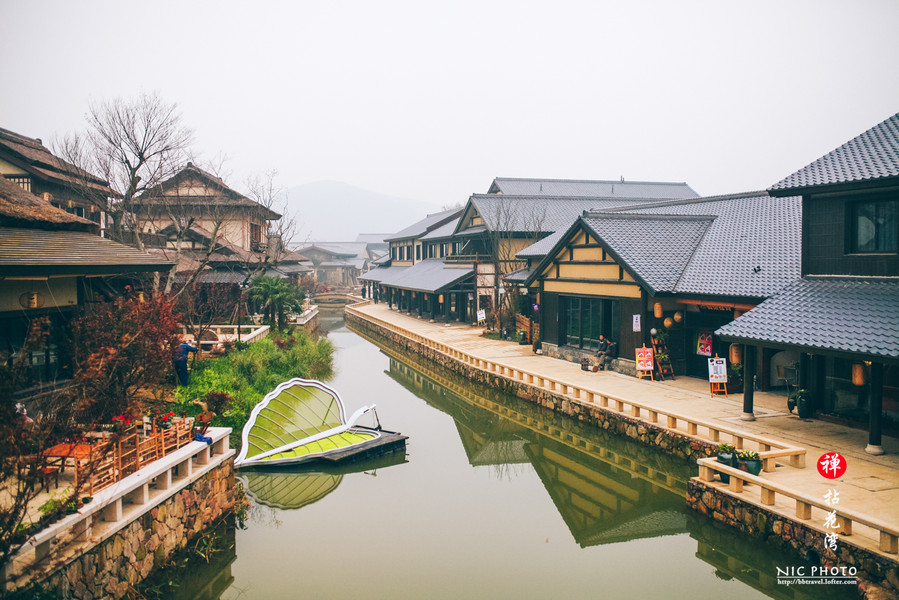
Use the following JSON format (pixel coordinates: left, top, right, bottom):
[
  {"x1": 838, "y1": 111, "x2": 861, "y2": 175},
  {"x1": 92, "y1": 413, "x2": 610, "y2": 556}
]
[{"x1": 595, "y1": 334, "x2": 610, "y2": 367}]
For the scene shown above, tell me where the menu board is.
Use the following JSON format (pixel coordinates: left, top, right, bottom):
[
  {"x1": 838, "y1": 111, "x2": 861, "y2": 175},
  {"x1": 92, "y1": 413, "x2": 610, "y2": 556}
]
[
  {"x1": 636, "y1": 347, "x2": 654, "y2": 372},
  {"x1": 708, "y1": 357, "x2": 728, "y2": 383}
]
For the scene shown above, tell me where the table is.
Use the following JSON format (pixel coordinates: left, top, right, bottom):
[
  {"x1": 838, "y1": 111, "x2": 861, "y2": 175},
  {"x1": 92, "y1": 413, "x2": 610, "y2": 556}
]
[{"x1": 43, "y1": 443, "x2": 93, "y2": 471}]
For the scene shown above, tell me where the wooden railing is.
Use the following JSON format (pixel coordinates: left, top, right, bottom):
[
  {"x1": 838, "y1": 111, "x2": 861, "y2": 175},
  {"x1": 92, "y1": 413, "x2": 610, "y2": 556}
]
[
  {"x1": 345, "y1": 303, "x2": 806, "y2": 470},
  {"x1": 7, "y1": 428, "x2": 233, "y2": 588},
  {"x1": 76, "y1": 420, "x2": 195, "y2": 495},
  {"x1": 697, "y1": 458, "x2": 899, "y2": 556}
]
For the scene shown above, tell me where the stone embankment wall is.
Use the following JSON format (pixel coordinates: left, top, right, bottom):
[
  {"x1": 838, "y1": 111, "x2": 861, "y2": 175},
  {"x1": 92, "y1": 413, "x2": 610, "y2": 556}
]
[
  {"x1": 39, "y1": 460, "x2": 235, "y2": 600},
  {"x1": 687, "y1": 478, "x2": 898, "y2": 599},
  {"x1": 346, "y1": 312, "x2": 714, "y2": 462}
]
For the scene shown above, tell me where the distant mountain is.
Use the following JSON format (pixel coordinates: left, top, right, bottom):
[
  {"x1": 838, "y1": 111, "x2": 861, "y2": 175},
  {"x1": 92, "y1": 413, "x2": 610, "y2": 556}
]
[{"x1": 283, "y1": 181, "x2": 441, "y2": 243}]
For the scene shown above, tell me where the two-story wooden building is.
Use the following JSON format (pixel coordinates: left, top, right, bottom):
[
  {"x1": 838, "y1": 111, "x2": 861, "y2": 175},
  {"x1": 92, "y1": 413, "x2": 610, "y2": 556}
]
[
  {"x1": 521, "y1": 191, "x2": 802, "y2": 388},
  {"x1": 0, "y1": 127, "x2": 112, "y2": 232},
  {"x1": 0, "y1": 178, "x2": 173, "y2": 392},
  {"x1": 718, "y1": 112, "x2": 899, "y2": 453}
]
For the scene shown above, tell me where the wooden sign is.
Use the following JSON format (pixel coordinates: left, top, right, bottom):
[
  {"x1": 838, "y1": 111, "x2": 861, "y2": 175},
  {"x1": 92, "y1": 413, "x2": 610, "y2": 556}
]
[
  {"x1": 636, "y1": 346, "x2": 654, "y2": 381},
  {"x1": 708, "y1": 357, "x2": 727, "y2": 383}
]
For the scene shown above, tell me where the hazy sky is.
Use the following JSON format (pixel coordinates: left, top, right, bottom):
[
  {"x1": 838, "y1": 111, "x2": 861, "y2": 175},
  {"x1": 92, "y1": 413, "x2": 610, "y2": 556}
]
[{"x1": 3, "y1": 0, "x2": 898, "y2": 208}]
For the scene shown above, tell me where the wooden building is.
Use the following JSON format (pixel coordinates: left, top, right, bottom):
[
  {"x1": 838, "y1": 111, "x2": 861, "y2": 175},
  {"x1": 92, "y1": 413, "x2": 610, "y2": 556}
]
[
  {"x1": 0, "y1": 127, "x2": 112, "y2": 232},
  {"x1": 718, "y1": 113, "x2": 899, "y2": 452}
]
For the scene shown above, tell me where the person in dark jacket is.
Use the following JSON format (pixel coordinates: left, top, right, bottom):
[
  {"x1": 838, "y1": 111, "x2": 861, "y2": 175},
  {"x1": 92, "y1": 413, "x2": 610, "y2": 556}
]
[
  {"x1": 173, "y1": 339, "x2": 199, "y2": 386},
  {"x1": 599, "y1": 341, "x2": 618, "y2": 371}
]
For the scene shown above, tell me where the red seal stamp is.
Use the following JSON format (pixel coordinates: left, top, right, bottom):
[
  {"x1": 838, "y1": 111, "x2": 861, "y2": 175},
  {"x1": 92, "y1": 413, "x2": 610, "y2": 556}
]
[{"x1": 817, "y1": 452, "x2": 847, "y2": 479}]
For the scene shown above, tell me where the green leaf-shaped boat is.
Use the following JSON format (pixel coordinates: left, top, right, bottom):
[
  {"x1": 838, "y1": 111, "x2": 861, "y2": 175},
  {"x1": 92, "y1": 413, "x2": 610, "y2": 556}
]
[{"x1": 235, "y1": 378, "x2": 406, "y2": 468}]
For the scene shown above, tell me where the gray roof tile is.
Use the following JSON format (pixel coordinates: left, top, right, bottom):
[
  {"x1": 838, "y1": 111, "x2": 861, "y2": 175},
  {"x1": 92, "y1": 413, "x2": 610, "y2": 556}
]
[
  {"x1": 716, "y1": 277, "x2": 899, "y2": 360},
  {"x1": 385, "y1": 208, "x2": 462, "y2": 241},
  {"x1": 488, "y1": 177, "x2": 699, "y2": 199},
  {"x1": 581, "y1": 214, "x2": 713, "y2": 292},
  {"x1": 361, "y1": 259, "x2": 473, "y2": 293},
  {"x1": 770, "y1": 113, "x2": 899, "y2": 192},
  {"x1": 612, "y1": 192, "x2": 801, "y2": 298}
]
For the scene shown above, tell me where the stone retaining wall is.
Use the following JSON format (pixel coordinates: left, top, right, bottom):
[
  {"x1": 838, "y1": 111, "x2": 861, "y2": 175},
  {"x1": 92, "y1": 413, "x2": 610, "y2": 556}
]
[
  {"x1": 687, "y1": 478, "x2": 898, "y2": 598},
  {"x1": 346, "y1": 312, "x2": 714, "y2": 462},
  {"x1": 33, "y1": 459, "x2": 236, "y2": 600}
]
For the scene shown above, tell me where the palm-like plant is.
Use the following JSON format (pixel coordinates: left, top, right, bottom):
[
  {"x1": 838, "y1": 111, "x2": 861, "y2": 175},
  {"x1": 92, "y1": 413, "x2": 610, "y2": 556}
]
[{"x1": 248, "y1": 276, "x2": 303, "y2": 329}]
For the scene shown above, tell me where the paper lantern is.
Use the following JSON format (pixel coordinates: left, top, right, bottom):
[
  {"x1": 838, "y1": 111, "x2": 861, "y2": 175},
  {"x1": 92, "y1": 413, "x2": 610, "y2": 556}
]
[
  {"x1": 729, "y1": 344, "x2": 742, "y2": 365},
  {"x1": 653, "y1": 303, "x2": 663, "y2": 318},
  {"x1": 852, "y1": 363, "x2": 866, "y2": 386},
  {"x1": 438, "y1": 295, "x2": 444, "y2": 303},
  {"x1": 673, "y1": 311, "x2": 683, "y2": 323},
  {"x1": 663, "y1": 317, "x2": 673, "y2": 328}
]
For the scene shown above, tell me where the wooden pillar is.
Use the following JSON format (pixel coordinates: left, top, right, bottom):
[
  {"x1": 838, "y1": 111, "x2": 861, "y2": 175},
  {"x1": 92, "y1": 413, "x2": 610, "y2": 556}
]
[
  {"x1": 867, "y1": 362, "x2": 885, "y2": 455},
  {"x1": 741, "y1": 345, "x2": 756, "y2": 421}
]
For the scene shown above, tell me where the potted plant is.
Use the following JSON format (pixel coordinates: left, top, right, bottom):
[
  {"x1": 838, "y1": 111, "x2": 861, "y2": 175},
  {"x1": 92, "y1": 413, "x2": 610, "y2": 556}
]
[
  {"x1": 789, "y1": 389, "x2": 812, "y2": 418},
  {"x1": 715, "y1": 443, "x2": 735, "y2": 483},
  {"x1": 737, "y1": 450, "x2": 762, "y2": 476}
]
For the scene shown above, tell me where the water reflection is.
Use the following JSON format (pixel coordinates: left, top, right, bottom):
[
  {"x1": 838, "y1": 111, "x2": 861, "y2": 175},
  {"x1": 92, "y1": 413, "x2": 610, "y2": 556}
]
[
  {"x1": 385, "y1": 354, "x2": 689, "y2": 548},
  {"x1": 214, "y1": 320, "x2": 858, "y2": 599},
  {"x1": 239, "y1": 452, "x2": 408, "y2": 510}
]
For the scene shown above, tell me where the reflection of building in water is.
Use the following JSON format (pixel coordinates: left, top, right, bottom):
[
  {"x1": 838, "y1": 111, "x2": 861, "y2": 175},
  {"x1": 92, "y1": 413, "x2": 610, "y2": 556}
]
[{"x1": 385, "y1": 354, "x2": 692, "y2": 548}]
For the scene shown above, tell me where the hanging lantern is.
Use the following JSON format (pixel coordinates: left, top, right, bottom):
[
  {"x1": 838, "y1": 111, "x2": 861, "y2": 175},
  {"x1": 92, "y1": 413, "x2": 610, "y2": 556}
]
[
  {"x1": 663, "y1": 316, "x2": 674, "y2": 328},
  {"x1": 852, "y1": 363, "x2": 866, "y2": 386},
  {"x1": 673, "y1": 311, "x2": 683, "y2": 323},
  {"x1": 438, "y1": 294, "x2": 444, "y2": 303},
  {"x1": 653, "y1": 303, "x2": 663, "y2": 318},
  {"x1": 729, "y1": 344, "x2": 742, "y2": 365}
]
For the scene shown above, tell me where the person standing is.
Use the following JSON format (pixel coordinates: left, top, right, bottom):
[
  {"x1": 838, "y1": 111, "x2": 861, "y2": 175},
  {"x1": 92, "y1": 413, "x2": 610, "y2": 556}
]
[{"x1": 173, "y1": 339, "x2": 199, "y2": 386}]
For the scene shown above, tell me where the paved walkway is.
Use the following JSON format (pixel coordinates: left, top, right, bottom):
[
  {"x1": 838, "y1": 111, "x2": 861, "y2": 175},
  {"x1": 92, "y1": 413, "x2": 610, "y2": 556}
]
[{"x1": 350, "y1": 301, "x2": 899, "y2": 553}]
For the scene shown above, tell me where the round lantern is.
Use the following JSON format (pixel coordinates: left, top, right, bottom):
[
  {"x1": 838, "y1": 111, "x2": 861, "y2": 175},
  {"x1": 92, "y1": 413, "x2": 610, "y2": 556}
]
[
  {"x1": 663, "y1": 317, "x2": 673, "y2": 328},
  {"x1": 673, "y1": 311, "x2": 683, "y2": 323}
]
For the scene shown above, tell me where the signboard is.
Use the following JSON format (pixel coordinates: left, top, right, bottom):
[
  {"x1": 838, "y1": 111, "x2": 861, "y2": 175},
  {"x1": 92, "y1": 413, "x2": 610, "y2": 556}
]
[
  {"x1": 708, "y1": 357, "x2": 728, "y2": 383},
  {"x1": 477, "y1": 309, "x2": 486, "y2": 323},
  {"x1": 696, "y1": 331, "x2": 713, "y2": 357},
  {"x1": 636, "y1": 347, "x2": 654, "y2": 372},
  {"x1": 632, "y1": 314, "x2": 641, "y2": 332}
]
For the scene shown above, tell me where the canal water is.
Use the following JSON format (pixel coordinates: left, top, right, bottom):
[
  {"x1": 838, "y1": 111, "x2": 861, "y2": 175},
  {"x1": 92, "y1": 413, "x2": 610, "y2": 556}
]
[{"x1": 182, "y1": 312, "x2": 857, "y2": 599}]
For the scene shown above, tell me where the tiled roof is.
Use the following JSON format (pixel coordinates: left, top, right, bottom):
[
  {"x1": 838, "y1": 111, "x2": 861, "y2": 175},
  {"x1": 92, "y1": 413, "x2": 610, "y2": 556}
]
[
  {"x1": 716, "y1": 277, "x2": 899, "y2": 360},
  {"x1": 613, "y1": 192, "x2": 801, "y2": 298},
  {"x1": 385, "y1": 208, "x2": 462, "y2": 241},
  {"x1": 0, "y1": 127, "x2": 112, "y2": 193},
  {"x1": 503, "y1": 267, "x2": 533, "y2": 283},
  {"x1": 0, "y1": 178, "x2": 98, "y2": 233},
  {"x1": 0, "y1": 227, "x2": 173, "y2": 276},
  {"x1": 466, "y1": 195, "x2": 663, "y2": 233},
  {"x1": 363, "y1": 259, "x2": 473, "y2": 293},
  {"x1": 488, "y1": 177, "x2": 699, "y2": 200},
  {"x1": 516, "y1": 230, "x2": 565, "y2": 258},
  {"x1": 135, "y1": 163, "x2": 281, "y2": 220},
  {"x1": 296, "y1": 242, "x2": 369, "y2": 258},
  {"x1": 359, "y1": 265, "x2": 408, "y2": 283},
  {"x1": 419, "y1": 218, "x2": 460, "y2": 241},
  {"x1": 582, "y1": 214, "x2": 714, "y2": 292},
  {"x1": 769, "y1": 113, "x2": 899, "y2": 193}
]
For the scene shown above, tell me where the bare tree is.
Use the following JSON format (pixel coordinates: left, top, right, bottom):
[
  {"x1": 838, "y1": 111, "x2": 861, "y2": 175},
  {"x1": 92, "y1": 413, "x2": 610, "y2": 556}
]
[
  {"x1": 484, "y1": 199, "x2": 547, "y2": 332},
  {"x1": 56, "y1": 92, "x2": 194, "y2": 248}
]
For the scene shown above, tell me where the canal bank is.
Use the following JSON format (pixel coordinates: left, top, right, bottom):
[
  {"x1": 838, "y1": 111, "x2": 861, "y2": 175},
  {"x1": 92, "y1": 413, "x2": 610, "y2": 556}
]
[
  {"x1": 346, "y1": 300, "x2": 899, "y2": 597},
  {"x1": 4, "y1": 428, "x2": 236, "y2": 599}
]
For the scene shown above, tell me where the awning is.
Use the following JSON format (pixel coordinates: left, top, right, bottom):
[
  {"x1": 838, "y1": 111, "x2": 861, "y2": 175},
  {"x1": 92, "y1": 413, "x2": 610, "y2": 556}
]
[
  {"x1": 716, "y1": 277, "x2": 899, "y2": 362},
  {"x1": 373, "y1": 259, "x2": 474, "y2": 293}
]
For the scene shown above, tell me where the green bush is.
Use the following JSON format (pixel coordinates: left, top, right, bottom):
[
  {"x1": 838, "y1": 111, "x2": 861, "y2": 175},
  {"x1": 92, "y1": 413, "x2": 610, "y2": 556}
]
[{"x1": 174, "y1": 333, "x2": 334, "y2": 446}]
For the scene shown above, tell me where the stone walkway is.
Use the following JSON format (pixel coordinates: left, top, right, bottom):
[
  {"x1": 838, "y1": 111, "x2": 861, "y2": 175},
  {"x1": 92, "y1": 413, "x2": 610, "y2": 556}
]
[{"x1": 349, "y1": 302, "x2": 899, "y2": 543}]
